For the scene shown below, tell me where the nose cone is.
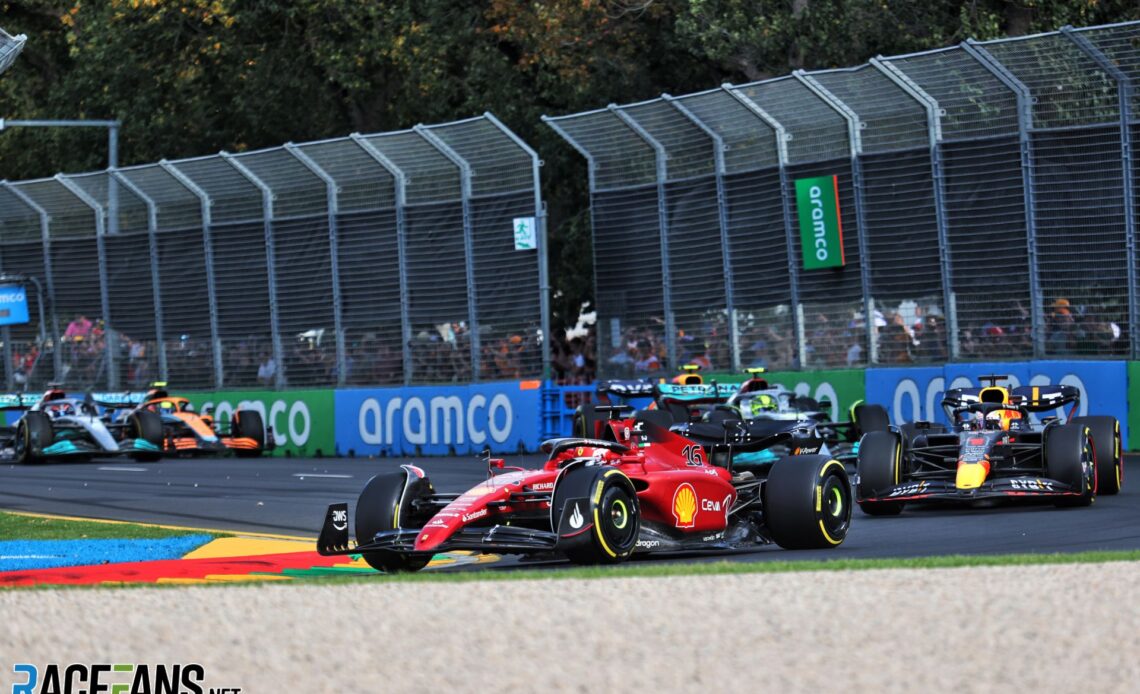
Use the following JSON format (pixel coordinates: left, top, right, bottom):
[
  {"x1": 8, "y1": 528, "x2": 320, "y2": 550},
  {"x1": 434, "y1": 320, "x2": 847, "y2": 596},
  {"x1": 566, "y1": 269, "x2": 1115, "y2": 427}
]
[
  {"x1": 956, "y1": 462, "x2": 989, "y2": 490},
  {"x1": 414, "y1": 528, "x2": 448, "y2": 552}
]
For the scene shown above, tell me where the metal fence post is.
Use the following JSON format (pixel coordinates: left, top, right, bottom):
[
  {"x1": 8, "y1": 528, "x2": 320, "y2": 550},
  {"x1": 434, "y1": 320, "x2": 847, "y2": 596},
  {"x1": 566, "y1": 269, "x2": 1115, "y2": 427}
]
[
  {"x1": 222, "y1": 152, "x2": 285, "y2": 389},
  {"x1": 723, "y1": 85, "x2": 806, "y2": 367},
  {"x1": 160, "y1": 160, "x2": 223, "y2": 389},
  {"x1": 610, "y1": 105, "x2": 678, "y2": 370},
  {"x1": 963, "y1": 40, "x2": 1044, "y2": 358},
  {"x1": 483, "y1": 112, "x2": 551, "y2": 381},
  {"x1": 663, "y1": 94, "x2": 740, "y2": 372},
  {"x1": 55, "y1": 174, "x2": 117, "y2": 389},
  {"x1": 1062, "y1": 26, "x2": 1138, "y2": 359},
  {"x1": 285, "y1": 143, "x2": 347, "y2": 386},
  {"x1": 414, "y1": 125, "x2": 481, "y2": 380},
  {"x1": 872, "y1": 57, "x2": 960, "y2": 360},
  {"x1": 109, "y1": 168, "x2": 168, "y2": 380},
  {"x1": 2, "y1": 182, "x2": 61, "y2": 381},
  {"x1": 351, "y1": 134, "x2": 413, "y2": 385},
  {"x1": 541, "y1": 116, "x2": 603, "y2": 368},
  {"x1": 795, "y1": 71, "x2": 877, "y2": 365}
]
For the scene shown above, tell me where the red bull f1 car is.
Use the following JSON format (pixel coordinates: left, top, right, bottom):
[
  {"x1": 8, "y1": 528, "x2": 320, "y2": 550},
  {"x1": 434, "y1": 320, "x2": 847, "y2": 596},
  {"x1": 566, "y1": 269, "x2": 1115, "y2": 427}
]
[
  {"x1": 318, "y1": 406, "x2": 852, "y2": 572},
  {"x1": 0, "y1": 388, "x2": 164, "y2": 464},
  {"x1": 856, "y1": 375, "x2": 1123, "y2": 515},
  {"x1": 98, "y1": 383, "x2": 269, "y2": 457}
]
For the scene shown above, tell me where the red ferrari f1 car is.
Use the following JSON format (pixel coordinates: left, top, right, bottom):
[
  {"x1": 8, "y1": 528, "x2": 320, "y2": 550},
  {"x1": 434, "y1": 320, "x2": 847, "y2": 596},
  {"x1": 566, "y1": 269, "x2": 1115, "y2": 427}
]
[{"x1": 318, "y1": 406, "x2": 852, "y2": 572}]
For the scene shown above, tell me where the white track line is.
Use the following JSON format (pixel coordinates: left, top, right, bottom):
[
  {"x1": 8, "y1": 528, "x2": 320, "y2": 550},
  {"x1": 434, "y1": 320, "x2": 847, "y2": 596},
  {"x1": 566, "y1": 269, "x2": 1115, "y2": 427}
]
[
  {"x1": 96, "y1": 466, "x2": 149, "y2": 472},
  {"x1": 292, "y1": 473, "x2": 353, "y2": 479}
]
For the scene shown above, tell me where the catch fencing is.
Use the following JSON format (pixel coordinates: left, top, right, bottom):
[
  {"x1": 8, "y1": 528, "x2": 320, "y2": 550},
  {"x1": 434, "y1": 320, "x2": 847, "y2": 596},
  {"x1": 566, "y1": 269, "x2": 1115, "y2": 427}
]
[
  {"x1": 545, "y1": 21, "x2": 1140, "y2": 377},
  {"x1": 0, "y1": 114, "x2": 548, "y2": 391}
]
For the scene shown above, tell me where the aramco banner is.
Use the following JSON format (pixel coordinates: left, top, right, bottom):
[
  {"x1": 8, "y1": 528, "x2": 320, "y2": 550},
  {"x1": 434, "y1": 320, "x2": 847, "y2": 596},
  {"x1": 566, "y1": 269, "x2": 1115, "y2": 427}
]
[{"x1": 794, "y1": 174, "x2": 845, "y2": 270}]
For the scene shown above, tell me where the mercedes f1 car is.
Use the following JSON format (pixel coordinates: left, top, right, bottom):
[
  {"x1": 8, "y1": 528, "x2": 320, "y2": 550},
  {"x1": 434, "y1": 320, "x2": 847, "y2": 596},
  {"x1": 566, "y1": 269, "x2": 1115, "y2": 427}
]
[
  {"x1": 0, "y1": 387, "x2": 164, "y2": 464},
  {"x1": 98, "y1": 383, "x2": 269, "y2": 457},
  {"x1": 583, "y1": 367, "x2": 889, "y2": 470},
  {"x1": 856, "y1": 375, "x2": 1124, "y2": 515},
  {"x1": 317, "y1": 406, "x2": 852, "y2": 572}
]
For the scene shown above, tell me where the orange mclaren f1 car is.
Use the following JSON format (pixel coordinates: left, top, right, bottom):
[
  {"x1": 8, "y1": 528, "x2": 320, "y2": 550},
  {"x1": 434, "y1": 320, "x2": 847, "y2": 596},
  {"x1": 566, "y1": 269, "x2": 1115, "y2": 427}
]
[{"x1": 100, "y1": 383, "x2": 270, "y2": 457}]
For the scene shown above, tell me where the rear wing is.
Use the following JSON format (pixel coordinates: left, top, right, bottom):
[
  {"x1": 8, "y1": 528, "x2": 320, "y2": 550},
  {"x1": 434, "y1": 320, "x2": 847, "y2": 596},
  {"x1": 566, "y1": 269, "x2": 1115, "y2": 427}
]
[
  {"x1": 89, "y1": 391, "x2": 148, "y2": 409},
  {"x1": 595, "y1": 380, "x2": 656, "y2": 399},
  {"x1": 655, "y1": 382, "x2": 737, "y2": 405},
  {"x1": 1010, "y1": 385, "x2": 1081, "y2": 412},
  {"x1": 941, "y1": 385, "x2": 1080, "y2": 413},
  {"x1": 0, "y1": 393, "x2": 40, "y2": 410}
]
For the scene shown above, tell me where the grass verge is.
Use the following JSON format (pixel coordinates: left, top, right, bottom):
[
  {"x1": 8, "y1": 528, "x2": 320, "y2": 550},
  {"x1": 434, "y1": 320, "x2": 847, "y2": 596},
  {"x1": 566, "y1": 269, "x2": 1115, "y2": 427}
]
[
  {"x1": 0, "y1": 511, "x2": 224, "y2": 541},
  {"x1": 297, "y1": 548, "x2": 1140, "y2": 587}
]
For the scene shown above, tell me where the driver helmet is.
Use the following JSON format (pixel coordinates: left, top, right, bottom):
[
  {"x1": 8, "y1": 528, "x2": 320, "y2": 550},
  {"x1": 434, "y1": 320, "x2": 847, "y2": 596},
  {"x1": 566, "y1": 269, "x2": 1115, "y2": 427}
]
[{"x1": 749, "y1": 393, "x2": 778, "y2": 416}]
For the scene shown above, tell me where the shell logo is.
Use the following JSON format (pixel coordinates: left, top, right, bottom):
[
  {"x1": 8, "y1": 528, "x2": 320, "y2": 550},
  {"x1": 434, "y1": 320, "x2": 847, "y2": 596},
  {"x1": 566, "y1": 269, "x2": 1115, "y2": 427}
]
[{"x1": 672, "y1": 483, "x2": 698, "y2": 528}]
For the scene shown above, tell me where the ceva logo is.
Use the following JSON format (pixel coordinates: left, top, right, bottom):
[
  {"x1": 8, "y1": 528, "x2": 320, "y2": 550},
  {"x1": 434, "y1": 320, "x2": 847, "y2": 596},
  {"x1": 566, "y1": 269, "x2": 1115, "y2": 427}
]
[{"x1": 357, "y1": 393, "x2": 513, "y2": 446}]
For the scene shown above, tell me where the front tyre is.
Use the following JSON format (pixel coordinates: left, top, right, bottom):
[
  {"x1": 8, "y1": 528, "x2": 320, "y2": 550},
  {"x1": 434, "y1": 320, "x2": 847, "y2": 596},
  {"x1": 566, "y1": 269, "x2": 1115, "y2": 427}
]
[
  {"x1": 554, "y1": 465, "x2": 640, "y2": 564},
  {"x1": 1072, "y1": 416, "x2": 1122, "y2": 496},
  {"x1": 857, "y1": 431, "x2": 905, "y2": 516},
  {"x1": 1046, "y1": 424, "x2": 1096, "y2": 508},
  {"x1": 16, "y1": 412, "x2": 53, "y2": 465},
  {"x1": 355, "y1": 470, "x2": 432, "y2": 573},
  {"x1": 128, "y1": 410, "x2": 164, "y2": 462},
  {"x1": 232, "y1": 409, "x2": 266, "y2": 458},
  {"x1": 764, "y1": 455, "x2": 852, "y2": 549}
]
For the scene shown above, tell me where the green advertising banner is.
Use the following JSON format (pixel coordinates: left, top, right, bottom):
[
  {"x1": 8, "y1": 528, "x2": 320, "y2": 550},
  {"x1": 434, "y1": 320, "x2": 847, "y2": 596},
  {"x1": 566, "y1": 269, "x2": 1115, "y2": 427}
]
[
  {"x1": 794, "y1": 174, "x2": 845, "y2": 270},
  {"x1": 1128, "y1": 362, "x2": 1140, "y2": 451},
  {"x1": 704, "y1": 368, "x2": 866, "y2": 423},
  {"x1": 187, "y1": 389, "x2": 336, "y2": 457}
]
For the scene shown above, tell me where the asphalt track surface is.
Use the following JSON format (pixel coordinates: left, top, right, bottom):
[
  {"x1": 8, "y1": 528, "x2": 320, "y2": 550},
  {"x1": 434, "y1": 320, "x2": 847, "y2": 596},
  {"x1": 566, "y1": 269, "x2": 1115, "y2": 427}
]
[{"x1": 1, "y1": 453, "x2": 1138, "y2": 568}]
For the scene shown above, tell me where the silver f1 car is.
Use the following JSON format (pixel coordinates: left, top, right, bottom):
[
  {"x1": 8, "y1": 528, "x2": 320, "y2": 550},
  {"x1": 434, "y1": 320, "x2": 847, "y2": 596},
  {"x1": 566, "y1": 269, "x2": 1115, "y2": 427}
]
[{"x1": 0, "y1": 387, "x2": 165, "y2": 464}]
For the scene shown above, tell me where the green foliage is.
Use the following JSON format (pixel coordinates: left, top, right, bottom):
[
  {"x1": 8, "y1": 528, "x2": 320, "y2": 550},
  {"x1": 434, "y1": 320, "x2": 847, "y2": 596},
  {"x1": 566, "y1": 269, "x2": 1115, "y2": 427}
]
[{"x1": 0, "y1": 510, "x2": 225, "y2": 540}]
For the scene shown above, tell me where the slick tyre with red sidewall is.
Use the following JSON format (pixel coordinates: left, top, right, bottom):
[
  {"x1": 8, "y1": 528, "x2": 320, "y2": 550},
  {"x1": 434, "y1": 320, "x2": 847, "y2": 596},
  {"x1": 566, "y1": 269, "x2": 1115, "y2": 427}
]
[
  {"x1": 355, "y1": 469, "x2": 434, "y2": 572},
  {"x1": 553, "y1": 464, "x2": 640, "y2": 565},
  {"x1": 764, "y1": 455, "x2": 852, "y2": 549},
  {"x1": 857, "y1": 431, "x2": 906, "y2": 516},
  {"x1": 1071, "y1": 416, "x2": 1122, "y2": 496},
  {"x1": 1046, "y1": 423, "x2": 1096, "y2": 508}
]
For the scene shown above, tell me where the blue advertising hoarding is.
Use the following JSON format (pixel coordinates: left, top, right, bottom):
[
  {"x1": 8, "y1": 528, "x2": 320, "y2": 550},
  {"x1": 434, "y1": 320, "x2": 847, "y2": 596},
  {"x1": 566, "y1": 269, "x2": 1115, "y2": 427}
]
[
  {"x1": 0, "y1": 283, "x2": 29, "y2": 326},
  {"x1": 335, "y1": 381, "x2": 543, "y2": 456},
  {"x1": 865, "y1": 361, "x2": 1130, "y2": 448}
]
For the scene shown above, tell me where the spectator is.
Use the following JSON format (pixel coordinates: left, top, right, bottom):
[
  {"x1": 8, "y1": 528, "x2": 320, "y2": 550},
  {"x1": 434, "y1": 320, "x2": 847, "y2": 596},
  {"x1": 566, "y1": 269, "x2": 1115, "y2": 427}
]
[
  {"x1": 63, "y1": 314, "x2": 92, "y2": 342},
  {"x1": 257, "y1": 350, "x2": 277, "y2": 386},
  {"x1": 633, "y1": 340, "x2": 660, "y2": 373}
]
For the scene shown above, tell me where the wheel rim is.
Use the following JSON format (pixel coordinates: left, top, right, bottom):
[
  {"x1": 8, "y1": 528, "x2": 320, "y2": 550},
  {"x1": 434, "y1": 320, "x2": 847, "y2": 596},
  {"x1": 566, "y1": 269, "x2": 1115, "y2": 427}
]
[
  {"x1": 599, "y1": 486, "x2": 637, "y2": 550},
  {"x1": 820, "y1": 473, "x2": 851, "y2": 538},
  {"x1": 610, "y1": 498, "x2": 629, "y2": 530}
]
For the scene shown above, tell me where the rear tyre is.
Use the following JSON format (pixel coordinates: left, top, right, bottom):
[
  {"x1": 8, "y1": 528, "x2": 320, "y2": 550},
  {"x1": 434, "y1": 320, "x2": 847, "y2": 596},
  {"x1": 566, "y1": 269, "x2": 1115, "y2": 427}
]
[
  {"x1": 15, "y1": 412, "x2": 53, "y2": 465},
  {"x1": 764, "y1": 455, "x2": 851, "y2": 549},
  {"x1": 1046, "y1": 424, "x2": 1096, "y2": 507},
  {"x1": 1072, "y1": 416, "x2": 1122, "y2": 496},
  {"x1": 853, "y1": 403, "x2": 890, "y2": 436},
  {"x1": 232, "y1": 409, "x2": 266, "y2": 458},
  {"x1": 571, "y1": 404, "x2": 598, "y2": 438},
  {"x1": 554, "y1": 465, "x2": 640, "y2": 564},
  {"x1": 128, "y1": 410, "x2": 164, "y2": 462},
  {"x1": 355, "y1": 470, "x2": 433, "y2": 573},
  {"x1": 857, "y1": 431, "x2": 905, "y2": 516}
]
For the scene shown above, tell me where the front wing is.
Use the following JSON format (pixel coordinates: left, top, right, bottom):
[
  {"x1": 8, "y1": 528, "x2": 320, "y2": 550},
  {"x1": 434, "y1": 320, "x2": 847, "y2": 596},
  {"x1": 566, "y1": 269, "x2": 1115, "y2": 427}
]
[{"x1": 861, "y1": 476, "x2": 1085, "y2": 503}]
